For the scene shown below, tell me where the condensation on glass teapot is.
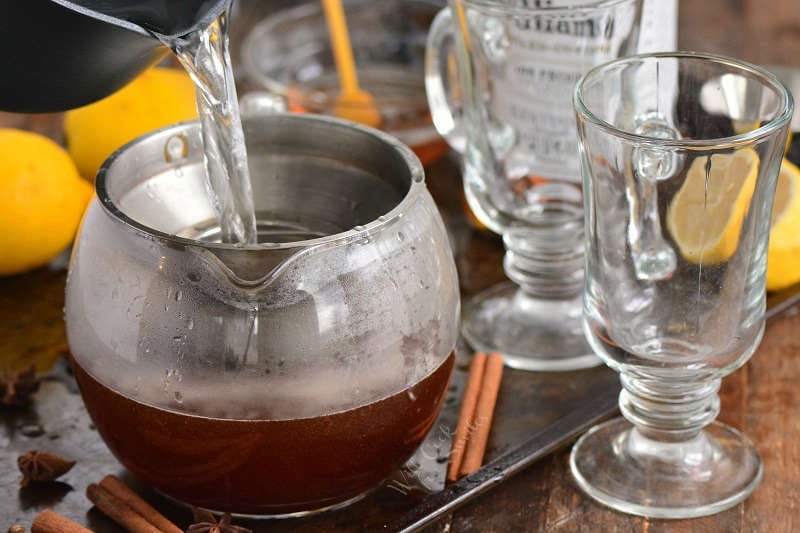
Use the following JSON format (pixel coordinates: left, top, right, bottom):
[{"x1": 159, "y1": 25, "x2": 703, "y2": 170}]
[
  {"x1": 64, "y1": 114, "x2": 460, "y2": 514},
  {"x1": 66, "y1": 114, "x2": 460, "y2": 421}
]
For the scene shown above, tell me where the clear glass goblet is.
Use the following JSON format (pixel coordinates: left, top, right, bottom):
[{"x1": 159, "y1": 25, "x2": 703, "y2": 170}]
[
  {"x1": 571, "y1": 52, "x2": 793, "y2": 518},
  {"x1": 425, "y1": 0, "x2": 643, "y2": 370}
]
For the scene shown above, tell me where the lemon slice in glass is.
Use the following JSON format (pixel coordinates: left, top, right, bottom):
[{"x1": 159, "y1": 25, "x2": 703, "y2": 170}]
[
  {"x1": 666, "y1": 149, "x2": 759, "y2": 264},
  {"x1": 766, "y1": 158, "x2": 800, "y2": 291}
]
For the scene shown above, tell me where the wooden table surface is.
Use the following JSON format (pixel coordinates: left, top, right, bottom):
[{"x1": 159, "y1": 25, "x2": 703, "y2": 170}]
[{"x1": 2, "y1": 1, "x2": 800, "y2": 531}]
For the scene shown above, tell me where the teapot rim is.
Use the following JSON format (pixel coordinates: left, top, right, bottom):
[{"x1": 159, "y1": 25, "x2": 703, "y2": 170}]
[{"x1": 94, "y1": 113, "x2": 427, "y2": 253}]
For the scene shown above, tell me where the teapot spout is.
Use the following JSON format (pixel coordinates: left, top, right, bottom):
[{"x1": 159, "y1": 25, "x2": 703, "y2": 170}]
[{"x1": 194, "y1": 245, "x2": 318, "y2": 291}]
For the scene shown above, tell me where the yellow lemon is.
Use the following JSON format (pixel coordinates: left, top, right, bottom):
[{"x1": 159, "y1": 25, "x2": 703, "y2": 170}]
[
  {"x1": 0, "y1": 129, "x2": 92, "y2": 277},
  {"x1": 64, "y1": 66, "x2": 197, "y2": 180},
  {"x1": 667, "y1": 149, "x2": 759, "y2": 264},
  {"x1": 766, "y1": 158, "x2": 800, "y2": 291}
]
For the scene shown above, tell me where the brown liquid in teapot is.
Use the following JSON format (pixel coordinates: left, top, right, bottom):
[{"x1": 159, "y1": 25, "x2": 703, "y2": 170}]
[{"x1": 71, "y1": 352, "x2": 454, "y2": 515}]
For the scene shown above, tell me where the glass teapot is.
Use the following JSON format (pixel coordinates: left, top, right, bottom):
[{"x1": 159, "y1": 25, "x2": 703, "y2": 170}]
[
  {"x1": 65, "y1": 113, "x2": 460, "y2": 515},
  {"x1": 0, "y1": 0, "x2": 229, "y2": 112}
]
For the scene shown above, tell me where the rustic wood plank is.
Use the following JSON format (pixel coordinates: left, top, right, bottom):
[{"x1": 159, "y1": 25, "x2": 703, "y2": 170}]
[{"x1": 741, "y1": 315, "x2": 800, "y2": 532}]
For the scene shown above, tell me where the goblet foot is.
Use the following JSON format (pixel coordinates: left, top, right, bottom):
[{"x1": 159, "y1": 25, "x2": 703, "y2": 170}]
[
  {"x1": 570, "y1": 417, "x2": 763, "y2": 518},
  {"x1": 462, "y1": 281, "x2": 600, "y2": 371}
]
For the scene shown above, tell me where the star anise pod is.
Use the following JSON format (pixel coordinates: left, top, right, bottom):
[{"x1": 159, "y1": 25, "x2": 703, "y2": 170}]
[
  {"x1": 17, "y1": 451, "x2": 75, "y2": 487},
  {"x1": 1, "y1": 365, "x2": 40, "y2": 407},
  {"x1": 186, "y1": 508, "x2": 252, "y2": 533}
]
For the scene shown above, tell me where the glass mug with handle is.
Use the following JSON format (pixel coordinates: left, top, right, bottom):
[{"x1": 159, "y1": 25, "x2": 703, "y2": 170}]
[
  {"x1": 572, "y1": 52, "x2": 792, "y2": 517},
  {"x1": 425, "y1": 0, "x2": 643, "y2": 370}
]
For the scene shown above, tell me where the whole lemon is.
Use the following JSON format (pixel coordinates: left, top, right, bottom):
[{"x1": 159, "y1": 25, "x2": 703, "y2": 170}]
[
  {"x1": 0, "y1": 129, "x2": 92, "y2": 276},
  {"x1": 64, "y1": 67, "x2": 198, "y2": 180},
  {"x1": 767, "y1": 158, "x2": 800, "y2": 291}
]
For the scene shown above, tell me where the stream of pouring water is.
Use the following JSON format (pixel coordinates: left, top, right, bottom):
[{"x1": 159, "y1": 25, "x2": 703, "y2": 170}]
[{"x1": 164, "y1": 10, "x2": 259, "y2": 245}]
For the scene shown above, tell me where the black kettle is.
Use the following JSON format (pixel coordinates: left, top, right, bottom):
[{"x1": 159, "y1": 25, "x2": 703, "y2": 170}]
[{"x1": 0, "y1": 0, "x2": 230, "y2": 113}]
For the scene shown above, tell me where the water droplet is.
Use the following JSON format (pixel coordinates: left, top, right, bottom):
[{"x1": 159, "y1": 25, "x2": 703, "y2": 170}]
[
  {"x1": 187, "y1": 272, "x2": 201, "y2": 282},
  {"x1": 174, "y1": 290, "x2": 183, "y2": 302},
  {"x1": 397, "y1": 231, "x2": 406, "y2": 242},
  {"x1": 19, "y1": 424, "x2": 45, "y2": 438},
  {"x1": 186, "y1": 318, "x2": 194, "y2": 330},
  {"x1": 173, "y1": 391, "x2": 183, "y2": 403},
  {"x1": 378, "y1": 215, "x2": 388, "y2": 223},
  {"x1": 407, "y1": 390, "x2": 417, "y2": 401},
  {"x1": 353, "y1": 225, "x2": 366, "y2": 232}
]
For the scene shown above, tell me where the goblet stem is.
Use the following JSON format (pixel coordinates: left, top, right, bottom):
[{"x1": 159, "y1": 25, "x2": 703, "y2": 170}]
[
  {"x1": 462, "y1": 199, "x2": 600, "y2": 370},
  {"x1": 619, "y1": 373, "x2": 721, "y2": 442},
  {"x1": 502, "y1": 217, "x2": 583, "y2": 300}
]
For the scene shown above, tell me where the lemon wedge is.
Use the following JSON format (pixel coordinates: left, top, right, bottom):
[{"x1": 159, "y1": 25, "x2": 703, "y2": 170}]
[
  {"x1": 766, "y1": 158, "x2": 800, "y2": 291},
  {"x1": 666, "y1": 149, "x2": 759, "y2": 264}
]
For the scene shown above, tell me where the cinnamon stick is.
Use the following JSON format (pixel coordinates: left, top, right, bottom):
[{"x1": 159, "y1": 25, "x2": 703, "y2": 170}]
[
  {"x1": 31, "y1": 509, "x2": 92, "y2": 533},
  {"x1": 446, "y1": 352, "x2": 487, "y2": 482},
  {"x1": 86, "y1": 483, "x2": 161, "y2": 533},
  {"x1": 99, "y1": 475, "x2": 182, "y2": 533},
  {"x1": 459, "y1": 352, "x2": 503, "y2": 477}
]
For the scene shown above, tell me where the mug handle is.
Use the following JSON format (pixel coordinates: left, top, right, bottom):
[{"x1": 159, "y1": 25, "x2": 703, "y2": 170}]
[{"x1": 425, "y1": 7, "x2": 466, "y2": 153}]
